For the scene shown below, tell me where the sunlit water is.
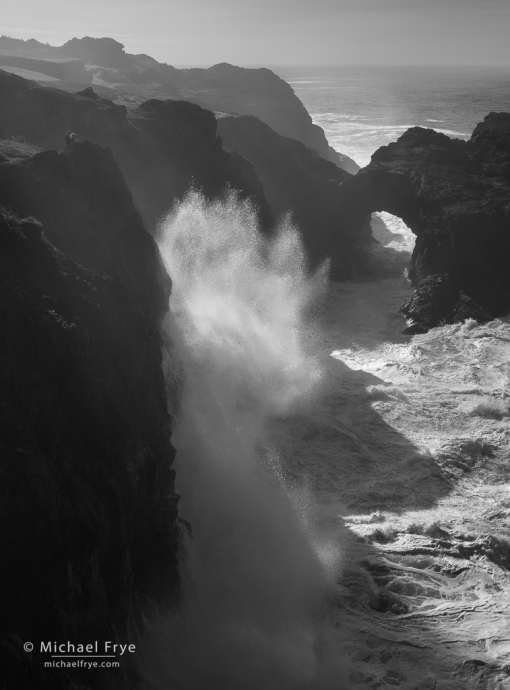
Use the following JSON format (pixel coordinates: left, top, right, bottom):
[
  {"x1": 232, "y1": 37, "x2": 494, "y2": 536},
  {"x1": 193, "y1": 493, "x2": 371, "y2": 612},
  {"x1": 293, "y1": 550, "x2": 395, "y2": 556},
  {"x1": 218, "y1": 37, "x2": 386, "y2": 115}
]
[
  {"x1": 273, "y1": 65, "x2": 510, "y2": 166},
  {"x1": 142, "y1": 66, "x2": 510, "y2": 686},
  {"x1": 144, "y1": 194, "x2": 510, "y2": 689}
]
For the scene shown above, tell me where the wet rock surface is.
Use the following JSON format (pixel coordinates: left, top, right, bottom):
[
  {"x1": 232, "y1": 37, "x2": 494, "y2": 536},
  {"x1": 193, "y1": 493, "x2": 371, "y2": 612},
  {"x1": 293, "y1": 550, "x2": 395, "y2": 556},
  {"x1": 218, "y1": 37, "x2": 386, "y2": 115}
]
[{"x1": 400, "y1": 274, "x2": 494, "y2": 333}]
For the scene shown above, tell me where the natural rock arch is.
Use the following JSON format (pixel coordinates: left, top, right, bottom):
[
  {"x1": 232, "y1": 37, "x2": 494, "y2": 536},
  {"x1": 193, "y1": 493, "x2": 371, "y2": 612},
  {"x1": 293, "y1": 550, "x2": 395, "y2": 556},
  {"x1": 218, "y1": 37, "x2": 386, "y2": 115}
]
[{"x1": 338, "y1": 118, "x2": 510, "y2": 326}]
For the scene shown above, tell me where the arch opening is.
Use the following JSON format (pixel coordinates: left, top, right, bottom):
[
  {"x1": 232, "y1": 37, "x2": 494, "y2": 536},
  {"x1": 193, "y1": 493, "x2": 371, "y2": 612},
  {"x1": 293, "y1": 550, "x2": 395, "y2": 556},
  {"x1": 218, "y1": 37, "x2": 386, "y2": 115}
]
[{"x1": 360, "y1": 212, "x2": 416, "y2": 279}]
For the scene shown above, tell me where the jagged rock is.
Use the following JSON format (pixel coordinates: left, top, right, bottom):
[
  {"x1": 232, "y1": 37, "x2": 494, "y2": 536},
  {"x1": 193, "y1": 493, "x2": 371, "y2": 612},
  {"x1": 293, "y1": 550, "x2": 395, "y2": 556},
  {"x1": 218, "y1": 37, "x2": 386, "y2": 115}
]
[
  {"x1": 172, "y1": 62, "x2": 334, "y2": 159},
  {"x1": 0, "y1": 36, "x2": 355, "y2": 173},
  {"x1": 470, "y1": 110, "x2": 510, "y2": 178},
  {"x1": 0, "y1": 70, "x2": 273, "y2": 232},
  {"x1": 328, "y1": 144, "x2": 360, "y2": 175},
  {"x1": 217, "y1": 113, "x2": 360, "y2": 276},
  {"x1": 75, "y1": 85, "x2": 125, "y2": 108},
  {"x1": 0, "y1": 140, "x2": 179, "y2": 688},
  {"x1": 400, "y1": 273, "x2": 493, "y2": 332},
  {"x1": 402, "y1": 320, "x2": 429, "y2": 336},
  {"x1": 0, "y1": 71, "x2": 372, "y2": 278},
  {"x1": 341, "y1": 113, "x2": 510, "y2": 325}
]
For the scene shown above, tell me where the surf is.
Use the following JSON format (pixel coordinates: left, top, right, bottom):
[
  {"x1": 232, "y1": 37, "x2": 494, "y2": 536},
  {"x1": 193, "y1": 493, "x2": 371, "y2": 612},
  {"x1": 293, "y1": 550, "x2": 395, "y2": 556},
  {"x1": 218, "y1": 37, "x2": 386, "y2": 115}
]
[{"x1": 146, "y1": 191, "x2": 346, "y2": 689}]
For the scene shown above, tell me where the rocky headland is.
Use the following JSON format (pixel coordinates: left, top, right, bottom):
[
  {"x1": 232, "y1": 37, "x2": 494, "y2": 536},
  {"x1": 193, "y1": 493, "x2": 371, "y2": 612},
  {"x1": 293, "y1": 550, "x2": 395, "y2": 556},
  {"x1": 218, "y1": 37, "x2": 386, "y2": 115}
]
[
  {"x1": 0, "y1": 61, "x2": 375, "y2": 686},
  {"x1": 1, "y1": 61, "x2": 509, "y2": 326},
  {"x1": 0, "y1": 36, "x2": 358, "y2": 174},
  {"x1": 341, "y1": 114, "x2": 510, "y2": 329},
  {"x1": 216, "y1": 113, "x2": 368, "y2": 275},
  {"x1": 1, "y1": 35, "x2": 510, "y2": 688},
  {"x1": 0, "y1": 68, "x2": 369, "y2": 277},
  {"x1": 0, "y1": 140, "x2": 180, "y2": 688},
  {"x1": 0, "y1": 70, "x2": 273, "y2": 232},
  {"x1": 0, "y1": 59, "x2": 367, "y2": 687}
]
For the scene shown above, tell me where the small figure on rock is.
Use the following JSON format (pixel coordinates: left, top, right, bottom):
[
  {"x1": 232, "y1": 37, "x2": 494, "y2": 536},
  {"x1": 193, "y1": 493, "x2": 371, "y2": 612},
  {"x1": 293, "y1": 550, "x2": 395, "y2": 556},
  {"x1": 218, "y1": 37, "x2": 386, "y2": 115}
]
[{"x1": 65, "y1": 131, "x2": 77, "y2": 147}]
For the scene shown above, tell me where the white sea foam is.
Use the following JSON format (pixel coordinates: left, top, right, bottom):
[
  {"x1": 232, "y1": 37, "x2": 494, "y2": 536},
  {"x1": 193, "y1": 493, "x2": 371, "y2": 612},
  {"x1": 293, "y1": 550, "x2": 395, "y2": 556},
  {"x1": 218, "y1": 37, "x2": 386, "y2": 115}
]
[
  {"x1": 138, "y1": 64, "x2": 510, "y2": 685},
  {"x1": 145, "y1": 191, "x2": 347, "y2": 690},
  {"x1": 277, "y1": 64, "x2": 510, "y2": 168}
]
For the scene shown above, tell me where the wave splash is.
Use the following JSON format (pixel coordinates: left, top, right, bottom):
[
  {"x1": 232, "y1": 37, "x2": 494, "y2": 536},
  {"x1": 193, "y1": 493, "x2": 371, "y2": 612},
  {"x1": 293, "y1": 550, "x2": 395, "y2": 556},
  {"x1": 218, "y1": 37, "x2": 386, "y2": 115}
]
[{"x1": 153, "y1": 191, "x2": 345, "y2": 689}]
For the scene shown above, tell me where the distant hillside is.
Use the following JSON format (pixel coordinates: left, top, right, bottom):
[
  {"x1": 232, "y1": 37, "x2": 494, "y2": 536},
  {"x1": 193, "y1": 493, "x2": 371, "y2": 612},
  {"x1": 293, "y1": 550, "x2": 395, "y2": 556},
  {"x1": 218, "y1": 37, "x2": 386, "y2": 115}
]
[
  {"x1": 0, "y1": 69, "x2": 372, "y2": 279},
  {"x1": 0, "y1": 52, "x2": 90, "y2": 82},
  {"x1": 0, "y1": 35, "x2": 358, "y2": 173}
]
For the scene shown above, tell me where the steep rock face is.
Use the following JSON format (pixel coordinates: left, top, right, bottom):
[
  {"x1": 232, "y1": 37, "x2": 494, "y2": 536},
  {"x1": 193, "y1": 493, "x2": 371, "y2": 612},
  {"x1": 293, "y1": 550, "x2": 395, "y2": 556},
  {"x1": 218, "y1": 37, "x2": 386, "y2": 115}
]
[
  {"x1": 0, "y1": 141, "x2": 179, "y2": 688},
  {"x1": 340, "y1": 114, "x2": 510, "y2": 325},
  {"x1": 0, "y1": 36, "x2": 356, "y2": 173},
  {"x1": 328, "y1": 145, "x2": 360, "y2": 175},
  {"x1": 174, "y1": 63, "x2": 332, "y2": 158},
  {"x1": 125, "y1": 98, "x2": 273, "y2": 230},
  {"x1": 151, "y1": 60, "x2": 358, "y2": 172},
  {"x1": 0, "y1": 70, "x2": 370, "y2": 278},
  {"x1": 470, "y1": 111, "x2": 510, "y2": 178},
  {"x1": 136, "y1": 60, "x2": 359, "y2": 172},
  {"x1": 0, "y1": 69, "x2": 272, "y2": 233},
  {"x1": 400, "y1": 274, "x2": 494, "y2": 334},
  {"x1": 0, "y1": 70, "x2": 373, "y2": 283},
  {"x1": 217, "y1": 114, "x2": 362, "y2": 277}
]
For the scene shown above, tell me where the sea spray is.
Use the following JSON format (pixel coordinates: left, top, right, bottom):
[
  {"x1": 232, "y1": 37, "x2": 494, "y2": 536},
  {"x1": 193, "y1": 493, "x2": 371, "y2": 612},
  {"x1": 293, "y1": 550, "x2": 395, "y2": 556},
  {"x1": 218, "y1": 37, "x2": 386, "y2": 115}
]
[{"x1": 149, "y1": 191, "x2": 346, "y2": 689}]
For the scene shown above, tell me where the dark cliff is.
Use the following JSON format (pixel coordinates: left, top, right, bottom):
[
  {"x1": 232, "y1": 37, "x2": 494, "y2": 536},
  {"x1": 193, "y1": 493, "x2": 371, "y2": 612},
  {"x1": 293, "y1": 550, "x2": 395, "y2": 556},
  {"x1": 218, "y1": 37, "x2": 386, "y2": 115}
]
[
  {"x1": 171, "y1": 62, "x2": 337, "y2": 162},
  {"x1": 0, "y1": 140, "x2": 179, "y2": 688},
  {"x1": 0, "y1": 35, "x2": 357, "y2": 173},
  {"x1": 340, "y1": 113, "x2": 510, "y2": 328},
  {"x1": 0, "y1": 70, "x2": 372, "y2": 279},
  {"x1": 0, "y1": 69, "x2": 273, "y2": 233},
  {"x1": 217, "y1": 114, "x2": 364, "y2": 277}
]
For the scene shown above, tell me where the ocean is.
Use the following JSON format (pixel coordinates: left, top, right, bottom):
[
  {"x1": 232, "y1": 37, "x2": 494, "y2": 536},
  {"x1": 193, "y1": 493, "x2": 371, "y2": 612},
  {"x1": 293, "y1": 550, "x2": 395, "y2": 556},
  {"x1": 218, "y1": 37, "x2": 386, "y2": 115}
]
[
  {"x1": 274, "y1": 64, "x2": 510, "y2": 167},
  {"x1": 154, "y1": 67, "x2": 510, "y2": 689},
  {"x1": 159, "y1": 188, "x2": 510, "y2": 689}
]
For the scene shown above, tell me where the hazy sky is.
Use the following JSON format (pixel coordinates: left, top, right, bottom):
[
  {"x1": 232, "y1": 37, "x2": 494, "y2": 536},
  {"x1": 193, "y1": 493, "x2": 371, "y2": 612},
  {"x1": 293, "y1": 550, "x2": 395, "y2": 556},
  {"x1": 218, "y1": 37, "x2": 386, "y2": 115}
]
[{"x1": 2, "y1": 0, "x2": 510, "y2": 67}]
